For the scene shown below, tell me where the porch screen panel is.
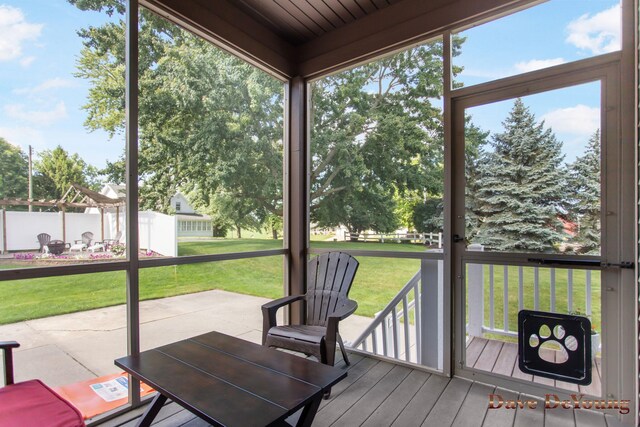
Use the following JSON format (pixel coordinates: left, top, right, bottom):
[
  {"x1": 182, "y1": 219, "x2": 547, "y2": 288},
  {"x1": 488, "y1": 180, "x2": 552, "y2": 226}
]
[
  {"x1": 463, "y1": 82, "x2": 602, "y2": 255},
  {"x1": 452, "y1": 0, "x2": 621, "y2": 88},
  {"x1": 138, "y1": 256, "x2": 285, "y2": 350},
  {"x1": 0, "y1": 0, "x2": 126, "y2": 269},
  {"x1": 0, "y1": 272, "x2": 129, "y2": 419},
  {"x1": 133, "y1": 7, "x2": 285, "y2": 258},
  {"x1": 308, "y1": 37, "x2": 444, "y2": 252}
]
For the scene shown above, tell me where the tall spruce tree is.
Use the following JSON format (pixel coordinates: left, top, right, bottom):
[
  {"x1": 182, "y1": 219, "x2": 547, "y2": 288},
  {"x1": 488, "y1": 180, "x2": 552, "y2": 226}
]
[
  {"x1": 566, "y1": 130, "x2": 600, "y2": 254},
  {"x1": 473, "y1": 98, "x2": 566, "y2": 252}
]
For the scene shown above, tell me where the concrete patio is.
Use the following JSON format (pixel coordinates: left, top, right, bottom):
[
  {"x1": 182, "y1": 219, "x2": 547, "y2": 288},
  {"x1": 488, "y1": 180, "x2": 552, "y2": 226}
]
[{"x1": 0, "y1": 289, "x2": 371, "y2": 388}]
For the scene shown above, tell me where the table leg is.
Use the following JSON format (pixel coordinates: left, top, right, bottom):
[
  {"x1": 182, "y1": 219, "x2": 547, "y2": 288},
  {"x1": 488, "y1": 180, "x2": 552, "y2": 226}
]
[
  {"x1": 295, "y1": 394, "x2": 323, "y2": 427},
  {"x1": 136, "y1": 393, "x2": 168, "y2": 427}
]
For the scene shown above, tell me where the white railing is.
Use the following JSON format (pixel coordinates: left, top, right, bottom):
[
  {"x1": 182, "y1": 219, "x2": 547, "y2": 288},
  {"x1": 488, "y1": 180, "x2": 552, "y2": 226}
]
[
  {"x1": 467, "y1": 245, "x2": 596, "y2": 338},
  {"x1": 343, "y1": 231, "x2": 442, "y2": 247},
  {"x1": 348, "y1": 255, "x2": 443, "y2": 370}
]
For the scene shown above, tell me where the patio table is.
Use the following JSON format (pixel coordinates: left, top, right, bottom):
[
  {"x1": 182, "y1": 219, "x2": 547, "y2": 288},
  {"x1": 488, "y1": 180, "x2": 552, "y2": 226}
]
[{"x1": 115, "y1": 331, "x2": 347, "y2": 427}]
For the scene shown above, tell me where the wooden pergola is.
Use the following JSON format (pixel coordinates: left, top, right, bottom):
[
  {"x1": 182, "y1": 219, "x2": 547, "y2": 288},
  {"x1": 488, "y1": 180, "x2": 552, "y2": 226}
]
[{"x1": 0, "y1": 183, "x2": 125, "y2": 252}]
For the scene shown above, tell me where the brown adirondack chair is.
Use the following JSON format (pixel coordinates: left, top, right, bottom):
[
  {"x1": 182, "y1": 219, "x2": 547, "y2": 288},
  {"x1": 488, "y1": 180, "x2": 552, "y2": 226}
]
[{"x1": 262, "y1": 252, "x2": 359, "y2": 367}]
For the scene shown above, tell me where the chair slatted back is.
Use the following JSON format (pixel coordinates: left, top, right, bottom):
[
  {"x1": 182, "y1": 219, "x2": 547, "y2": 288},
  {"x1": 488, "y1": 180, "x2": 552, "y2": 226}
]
[
  {"x1": 37, "y1": 233, "x2": 51, "y2": 251},
  {"x1": 82, "y1": 232, "x2": 93, "y2": 246},
  {"x1": 306, "y1": 252, "x2": 359, "y2": 327}
]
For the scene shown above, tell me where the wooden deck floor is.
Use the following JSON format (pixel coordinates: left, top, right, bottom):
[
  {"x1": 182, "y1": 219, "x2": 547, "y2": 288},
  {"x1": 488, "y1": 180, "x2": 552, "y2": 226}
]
[
  {"x1": 467, "y1": 337, "x2": 602, "y2": 397},
  {"x1": 100, "y1": 352, "x2": 624, "y2": 427}
]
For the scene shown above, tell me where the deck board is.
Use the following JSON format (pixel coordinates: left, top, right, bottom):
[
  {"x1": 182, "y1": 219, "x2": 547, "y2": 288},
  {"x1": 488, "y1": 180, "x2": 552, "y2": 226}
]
[
  {"x1": 468, "y1": 337, "x2": 602, "y2": 396},
  {"x1": 483, "y1": 387, "x2": 519, "y2": 427},
  {"x1": 452, "y1": 382, "x2": 495, "y2": 427},
  {"x1": 105, "y1": 351, "x2": 621, "y2": 427},
  {"x1": 421, "y1": 377, "x2": 473, "y2": 426},
  {"x1": 361, "y1": 369, "x2": 429, "y2": 427},
  {"x1": 331, "y1": 365, "x2": 411, "y2": 426},
  {"x1": 313, "y1": 360, "x2": 394, "y2": 427},
  {"x1": 390, "y1": 372, "x2": 450, "y2": 427}
]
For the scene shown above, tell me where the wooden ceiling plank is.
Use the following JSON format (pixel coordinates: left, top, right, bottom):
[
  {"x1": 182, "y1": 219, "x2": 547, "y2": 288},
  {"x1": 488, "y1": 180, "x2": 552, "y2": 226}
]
[
  {"x1": 236, "y1": 0, "x2": 316, "y2": 42},
  {"x1": 321, "y1": 0, "x2": 355, "y2": 23},
  {"x1": 285, "y1": 0, "x2": 336, "y2": 32},
  {"x1": 232, "y1": 0, "x2": 311, "y2": 44},
  {"x1": 305, "y1": 0, "x2": 343, "y2": 28},
  {"x1": 370, "y1": 0, "x2": 389, "y2": 9},
  {"x1": 355, "y1": 0, "x2": 376, "y2": 14},
  {"x1": 274, "y1": 0, "x2": 327, "y2": 36},
  {"x1": 337, "y1": 0, "x2": 366, "y2": 19}
]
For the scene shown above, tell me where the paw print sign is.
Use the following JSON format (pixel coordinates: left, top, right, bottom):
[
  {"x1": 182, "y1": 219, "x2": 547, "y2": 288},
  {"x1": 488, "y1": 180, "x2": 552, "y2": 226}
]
[{"x1": 518, "y1": 310, "x2": 592, "y2": 385}]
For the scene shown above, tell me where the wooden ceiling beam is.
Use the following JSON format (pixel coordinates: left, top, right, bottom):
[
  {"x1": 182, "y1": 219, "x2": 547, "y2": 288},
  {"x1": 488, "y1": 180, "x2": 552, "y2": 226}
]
[
  {"x1": 295, "y1": 0, "x2": 541, "y2": 78},
  {"x1": 141, "y1": 0, "x2": 297, "y2": 79}
]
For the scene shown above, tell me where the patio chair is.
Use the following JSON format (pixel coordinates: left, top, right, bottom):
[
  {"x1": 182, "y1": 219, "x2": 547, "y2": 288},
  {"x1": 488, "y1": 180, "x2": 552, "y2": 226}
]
[
  {"x1": 103, "y1": 230, "x2": 122, "y2": 250},
  {"x1": 0, "y1": 341, "x2": 85, "y2": 427},
  {"x1": 70, "y1": 232, "x2": 93, "y2": 252},
  {"x1": 37, "y1": 233, "x2": 51, "y2": 253},
  {"x1": 262, "y1": 252, "x2": 359, "y2": 367}
]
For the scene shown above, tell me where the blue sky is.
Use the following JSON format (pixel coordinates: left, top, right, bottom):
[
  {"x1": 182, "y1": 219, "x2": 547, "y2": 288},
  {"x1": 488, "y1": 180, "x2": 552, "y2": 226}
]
[
  {"x1": 0, "y1": 0, "x2": 621, "y2": 170},
  {"x1": 454, "y1": 0, "x2": 620, "y2": 163}
]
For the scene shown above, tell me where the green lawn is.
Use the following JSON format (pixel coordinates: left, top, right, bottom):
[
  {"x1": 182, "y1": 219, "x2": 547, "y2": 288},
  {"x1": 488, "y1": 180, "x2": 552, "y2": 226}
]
[{"x1": 0, "y1": 239, "x2": 602, "y2": 332}]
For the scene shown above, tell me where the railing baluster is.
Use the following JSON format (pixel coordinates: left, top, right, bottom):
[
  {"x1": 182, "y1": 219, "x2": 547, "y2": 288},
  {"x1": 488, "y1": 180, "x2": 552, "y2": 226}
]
[
  {"x1": 381, "y1": 317, "x2": 389, "y2": 357},
  {"x1": 489, "y1": 265, "x2": 495, "y2": 330},
  {"x1": 503, "y1": 265, "x2": 509, "y2": 332},
  {"x1": 414, "y1": 283, "x2": 421, "y2": 364},
  {"x1": 402, "y1": 295, "x2": 411, "y2": 363},
  {"x1": 534, "y1": 267, "x2": 539, "y2": 310},
  {"x1": 372, "y1": 330, "x2": 378, "y2": 354},
  {"x1": 550, "y1": 268, "x2": 556, "y2": 312},
  {"x1": 586, "y1": 270, "x2": 592, "y2": 316},
  {"x1": 567, "y1": 269, "x2": 573, "y2": 313},
  {"x1": 363, "y1": 339, "x2": 367, "y2": 352},
  {"x1": 392, "y1": 307, "x2": 399, "y2": 359},
  {"x1": 518, "y1": 266, "x2": 524, "y2": 311}
]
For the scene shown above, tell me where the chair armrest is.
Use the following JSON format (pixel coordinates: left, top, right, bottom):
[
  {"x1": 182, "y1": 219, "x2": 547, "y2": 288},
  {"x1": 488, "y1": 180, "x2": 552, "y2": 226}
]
[
  {"x1": 261, "y1": 295, "x2": 305, "y2": 345},
  {"x1": 326, "y1": 300, "x2": 358, "y2": 344},
  {"x1": 1, "y1": 341, "x2": 20, "y2": 386},
  {"x1": 0, "y1": 341, "x2": 19, "y2": 350},
  {"x1": 328, "y1": 299, "x2": 358, "y2": 322},
  {"x1": 262, "y1": 294, "x2": 305, "y2": 311}
]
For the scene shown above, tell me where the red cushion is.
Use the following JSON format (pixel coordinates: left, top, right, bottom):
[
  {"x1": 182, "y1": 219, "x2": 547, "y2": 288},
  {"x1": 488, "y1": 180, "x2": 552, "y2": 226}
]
[{"x1": 0, "y1": 379, "x2": 85, "y2": 427}]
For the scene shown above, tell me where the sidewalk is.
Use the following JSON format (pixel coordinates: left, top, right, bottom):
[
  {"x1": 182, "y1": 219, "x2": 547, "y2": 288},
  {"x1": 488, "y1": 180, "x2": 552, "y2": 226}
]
[{"x1": 0, "y1": 289, "x2": 371, "y2": 387}]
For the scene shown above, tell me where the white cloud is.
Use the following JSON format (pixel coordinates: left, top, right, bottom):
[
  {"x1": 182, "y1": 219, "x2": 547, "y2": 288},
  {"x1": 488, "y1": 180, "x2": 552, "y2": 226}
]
[
  {"x1": 514, "y1": 58, "x2": 566, "y2": 73},
  {"x1": 14, "y1": 78, "x2": 77, "y2": 95},
  {"x1": 19, "y1": 55, "x2": 35, "y2": 67},
  {"x1": 566, "y1": 3, "x2": 621, "y2": 55},
  {"x1": 4, "y1": 102, "x2": 68, "y2": 126},
  {"x1": 541, "y1": 104, "x2": 600, "y2": 136},
  {"x1": 0, "y1": 5, "x2": 43, "y2": 62},
  {"x1": 0, "y1": 126, "x2": 45, "y2": 150}
]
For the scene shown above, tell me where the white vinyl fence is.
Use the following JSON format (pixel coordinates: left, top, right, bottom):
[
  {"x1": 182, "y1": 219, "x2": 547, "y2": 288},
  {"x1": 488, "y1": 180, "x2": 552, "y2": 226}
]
[{"x1": 0, "y1": 210, "x2": 177, "y2": 257}]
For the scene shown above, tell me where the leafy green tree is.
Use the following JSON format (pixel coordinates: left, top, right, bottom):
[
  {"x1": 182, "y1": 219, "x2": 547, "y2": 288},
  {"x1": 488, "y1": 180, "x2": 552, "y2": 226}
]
[
  {"x1": 34, "y1": 146, "x2": 100, "y2": 201},
  {"x1": 310, "y1": 39, "x2": 461, "y2": 235},
  {"x1": 0, "y1": 138, "x2": 28, "y2": 201},
  {"x1": 71, "y1": 1, "x2": 284, "y2": 233},
  {"x1": 566, "y1": 130, "x2": 600, "y2": 254},
  {"x1": 473, "y1": 99, "x2": 566, "y2": 252}
]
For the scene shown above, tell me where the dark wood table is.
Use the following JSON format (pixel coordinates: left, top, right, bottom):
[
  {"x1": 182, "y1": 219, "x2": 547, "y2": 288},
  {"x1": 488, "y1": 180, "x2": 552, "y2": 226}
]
[{"x1": 115, "y1": 331, "x2": 347, "y2": 427}]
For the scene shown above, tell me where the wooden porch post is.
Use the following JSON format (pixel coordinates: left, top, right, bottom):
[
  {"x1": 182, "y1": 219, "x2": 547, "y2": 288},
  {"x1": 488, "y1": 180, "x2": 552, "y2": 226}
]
[{"x1": 287, "y1": 76, "x2": 308, "y2": 325}]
